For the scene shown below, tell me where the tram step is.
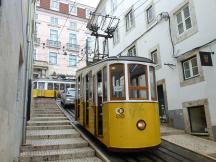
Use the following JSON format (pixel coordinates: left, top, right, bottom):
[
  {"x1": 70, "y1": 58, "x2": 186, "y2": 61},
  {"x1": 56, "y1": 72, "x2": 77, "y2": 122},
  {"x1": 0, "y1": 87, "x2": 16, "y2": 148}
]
[
  {"x1": 26, "y1": 129, "x2": 80, "y2": 139},
  {"x1": 21, "y1": 138, "x2": 88, "y2": 152},
  {"x1": 31, "y1": 111, "x2": 63, "y2": 115},
  {"x1": 19, "y1": 147, "x2": 95, "y2": 162},
  {"x1": 27, "y1": 125, "x2": 74, "y2": 130},
  {"x1": 31, "y1": 117, "x2": 68, "y2": 121},
  {"x1": 31, "y1": 109, "x2": 61, "y2": 111},
  {"x1": 33, "y1": 105, "x2": 58, "y2": 108},
  {"x1": 27, "y1": 120, "x2": 70, "y2": 126}
]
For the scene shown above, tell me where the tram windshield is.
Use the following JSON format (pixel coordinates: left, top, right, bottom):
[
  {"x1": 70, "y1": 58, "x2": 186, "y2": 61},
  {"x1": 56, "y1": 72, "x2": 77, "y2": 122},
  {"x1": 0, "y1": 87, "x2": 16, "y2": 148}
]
[
  {"x1": 128, "y1": 64, "x2": 148, "y2": 100},
  {"x1": 109, "y1": 63, "x2": 156, "y2": 101},
  {"x1": 67, "y1": 89, "x2": 76, "y2": 97}
]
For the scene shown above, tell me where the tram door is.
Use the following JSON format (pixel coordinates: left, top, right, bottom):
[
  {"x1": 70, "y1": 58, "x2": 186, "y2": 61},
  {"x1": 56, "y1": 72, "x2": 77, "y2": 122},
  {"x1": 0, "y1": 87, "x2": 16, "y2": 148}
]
[
  {"x1": 157, "y1": 85, "x2": 167, "y2": 122},
  {"x1": 97, "y1": 71, "x2": 103, "y2": 135}
]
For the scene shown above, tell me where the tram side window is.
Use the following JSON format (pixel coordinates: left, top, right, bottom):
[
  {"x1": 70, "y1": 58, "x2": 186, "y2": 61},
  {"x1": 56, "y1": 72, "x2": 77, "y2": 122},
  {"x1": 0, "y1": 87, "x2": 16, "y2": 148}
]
[
  {"x1": 33, "y1": 82, "x2": 37, "y2": 89},
  {"x1": 103, "y1": 66, "x2": 107, "y2": 101},
  {"x1": 60, "y1": 83, "x2": 65, "y2": 91},
  {"x1": 149, "y1": 66, "x2": 157, "y2": 100},
  {"x1": 66, "y1": 84, "x2": 70, "y2": 89},
  {"x1": 71, "y1": 84, "x2": 75, "y2": 88},
  {"x1": 93, "y1": 75, "x2": 96, "y2": 105},
  {"x1": 54, "y1": 83, "x2": 60, "y2": 90},
  {"x1": 48, "y1": 83, "x2": 54, "y2": 90},
  {"x1": 128, "y1": 64, "x2": 148, "y2": 100},
  {"x1": 88, "y1": 71, "x2": 93, "y2": 98},
  {"x1": 77, "y1": 76, "x2": 81, "y2": 98},
  {"x1": 110, "y1": 64, "x2": 126, "y2": 100},
  {"x1": 86, "y1": 75, "x2": 89, "y2": 104}
]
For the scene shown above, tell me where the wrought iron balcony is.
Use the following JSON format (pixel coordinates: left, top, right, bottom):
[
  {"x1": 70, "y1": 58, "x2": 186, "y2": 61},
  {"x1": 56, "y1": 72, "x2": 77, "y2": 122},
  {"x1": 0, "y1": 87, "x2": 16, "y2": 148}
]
[
  {"x1": 66, "y1": 43, "x2": 80, "y2": 52},
  {"x1": 47, "y1": 39, "x2": 61, "y2": 49}
]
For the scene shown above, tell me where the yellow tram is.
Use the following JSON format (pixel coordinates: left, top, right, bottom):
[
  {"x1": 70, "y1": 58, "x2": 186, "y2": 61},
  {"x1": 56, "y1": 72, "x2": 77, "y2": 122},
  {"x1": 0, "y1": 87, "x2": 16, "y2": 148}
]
[
  {"x1": 32, "y1": 79, "x2": 76, "y2": 98},
  {"x1": 75, "y1": 56, "x2": 160, "y2": 151}
]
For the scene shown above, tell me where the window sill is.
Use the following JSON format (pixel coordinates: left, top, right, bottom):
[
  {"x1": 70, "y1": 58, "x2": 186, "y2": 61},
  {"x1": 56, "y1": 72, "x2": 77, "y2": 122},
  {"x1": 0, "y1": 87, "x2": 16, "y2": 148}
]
[
  {"x1": 180, "y1": 75, "x2": 204, "y2": 87},
  {"x1": 48, "y1": 24, "x2": 61, "y2": 28}
]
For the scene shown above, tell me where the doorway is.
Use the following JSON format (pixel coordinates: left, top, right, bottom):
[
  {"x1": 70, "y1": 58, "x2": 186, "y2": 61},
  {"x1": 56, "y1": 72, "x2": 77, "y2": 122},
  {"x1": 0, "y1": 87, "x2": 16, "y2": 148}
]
[
  {"x1": 188, "y1": 106, "x2": 208, "y2": 133},
  {"x1": 157, "y1": 84, "x2": 167, "y2": 122}
]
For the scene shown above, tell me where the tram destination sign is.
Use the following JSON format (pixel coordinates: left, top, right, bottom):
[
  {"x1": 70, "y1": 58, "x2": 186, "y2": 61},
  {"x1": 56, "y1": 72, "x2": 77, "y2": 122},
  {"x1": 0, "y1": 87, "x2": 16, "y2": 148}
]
[{"x1": 199, "y1": 51, "x2": 213, "y2": 66}]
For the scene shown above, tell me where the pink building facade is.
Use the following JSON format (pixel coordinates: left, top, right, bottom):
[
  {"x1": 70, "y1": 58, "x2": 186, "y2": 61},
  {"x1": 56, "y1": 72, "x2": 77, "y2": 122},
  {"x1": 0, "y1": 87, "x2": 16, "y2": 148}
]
[{"x1": 33, "y1": 0, "x2": 95, "y2": 79}]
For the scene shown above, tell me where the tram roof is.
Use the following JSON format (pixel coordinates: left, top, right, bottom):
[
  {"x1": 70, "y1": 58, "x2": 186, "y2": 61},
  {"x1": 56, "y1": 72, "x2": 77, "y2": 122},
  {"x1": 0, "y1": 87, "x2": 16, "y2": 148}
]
[{"x1": 77, "y1": 56, "x2": 153, "y2": 72}]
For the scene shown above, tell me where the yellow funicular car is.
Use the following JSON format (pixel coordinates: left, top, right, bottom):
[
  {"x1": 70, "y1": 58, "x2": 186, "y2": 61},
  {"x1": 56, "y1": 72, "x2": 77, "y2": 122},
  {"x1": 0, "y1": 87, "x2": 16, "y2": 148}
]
[{"x1": 76, "y1": 56, "x2": 160, "y2": 151}]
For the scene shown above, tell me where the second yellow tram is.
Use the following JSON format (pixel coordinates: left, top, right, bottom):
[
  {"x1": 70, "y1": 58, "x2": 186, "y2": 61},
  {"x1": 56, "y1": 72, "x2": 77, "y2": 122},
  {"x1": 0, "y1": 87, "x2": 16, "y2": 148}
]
[{"x1": 75, "y1": 56, "x2": 160, "y2": 151}]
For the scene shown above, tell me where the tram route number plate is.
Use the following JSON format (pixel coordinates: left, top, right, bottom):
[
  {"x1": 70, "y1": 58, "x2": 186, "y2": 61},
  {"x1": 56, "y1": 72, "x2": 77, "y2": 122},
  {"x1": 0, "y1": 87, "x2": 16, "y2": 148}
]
[{"x1": 115, "y1": 108, "x2": 125, "y2": 119}]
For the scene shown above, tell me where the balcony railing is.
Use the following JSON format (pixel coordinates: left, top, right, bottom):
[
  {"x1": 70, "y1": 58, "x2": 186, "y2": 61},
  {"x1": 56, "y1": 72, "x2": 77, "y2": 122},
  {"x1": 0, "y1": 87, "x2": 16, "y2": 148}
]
[
  {"x1": 66, "y1": 43, "x2": 80, "y2": 52},
  {"x1": 47, "y1": 39, "x2": 61, "y2": 49}
]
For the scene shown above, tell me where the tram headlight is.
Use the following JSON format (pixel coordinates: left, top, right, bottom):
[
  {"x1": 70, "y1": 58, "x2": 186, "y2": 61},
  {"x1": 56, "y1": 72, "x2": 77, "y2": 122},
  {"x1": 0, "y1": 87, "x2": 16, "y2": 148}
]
[{"x1": 136, "y1": 120, "x2": 146, "y2": 131}]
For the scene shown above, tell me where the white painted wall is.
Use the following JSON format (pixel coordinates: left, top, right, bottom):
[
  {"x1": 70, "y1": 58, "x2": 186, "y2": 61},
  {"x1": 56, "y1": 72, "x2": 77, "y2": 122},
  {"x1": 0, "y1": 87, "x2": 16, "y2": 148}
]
[
  {"x1": 0, "y1": 0, "x2": 34, "y2": 161},
  {"x1": 95, "y1": 0, "x2": 216, "y2": 132}
]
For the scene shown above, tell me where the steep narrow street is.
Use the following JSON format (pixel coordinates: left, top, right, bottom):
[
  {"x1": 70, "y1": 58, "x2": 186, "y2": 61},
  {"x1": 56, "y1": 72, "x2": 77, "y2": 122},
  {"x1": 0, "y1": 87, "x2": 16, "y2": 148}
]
[{"x1": 19, "y1": 99, "x2": 102, "y2": 162}]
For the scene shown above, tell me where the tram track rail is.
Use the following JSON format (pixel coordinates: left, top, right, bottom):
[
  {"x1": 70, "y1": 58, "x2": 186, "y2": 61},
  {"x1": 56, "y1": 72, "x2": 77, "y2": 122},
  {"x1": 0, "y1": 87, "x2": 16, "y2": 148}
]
[{"x1": 57, "y1": 101, "x2": 215, "y2": 162}]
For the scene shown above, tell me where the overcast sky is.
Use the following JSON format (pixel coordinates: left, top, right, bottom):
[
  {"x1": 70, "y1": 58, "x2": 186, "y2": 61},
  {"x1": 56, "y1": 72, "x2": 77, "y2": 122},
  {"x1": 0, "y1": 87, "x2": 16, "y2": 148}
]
[{"x1": 76, "y1": 0, "x2": 100, "y2": 8}]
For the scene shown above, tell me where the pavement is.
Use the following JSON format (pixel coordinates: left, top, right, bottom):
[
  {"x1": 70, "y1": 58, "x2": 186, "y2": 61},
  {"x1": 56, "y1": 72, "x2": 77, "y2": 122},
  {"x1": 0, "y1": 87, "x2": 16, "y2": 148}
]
[{"x1": 160, "y1": 124, "x2": 216, "y2": 161}]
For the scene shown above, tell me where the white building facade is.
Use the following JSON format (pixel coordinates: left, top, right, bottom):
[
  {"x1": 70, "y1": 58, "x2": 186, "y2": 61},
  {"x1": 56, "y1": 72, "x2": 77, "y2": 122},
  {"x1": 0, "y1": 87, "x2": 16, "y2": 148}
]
[
  {"x1": 95, "y1": 0, "x2": 216, "y2": 140},
  {"x1": 33, "y1": 0, "x2": 95, "y2": 79}
]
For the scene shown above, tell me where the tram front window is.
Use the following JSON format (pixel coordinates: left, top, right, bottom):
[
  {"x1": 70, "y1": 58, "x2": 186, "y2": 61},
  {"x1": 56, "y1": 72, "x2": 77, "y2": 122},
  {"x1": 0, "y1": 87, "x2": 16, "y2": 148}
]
[
  {"x1": 48, "y1": 83, "x2": 54, "y2": 90},
  {"x1": 54, "y1": 83, "x2": 59, "y2": 90},
  {"x1": 110, "y1": 63, "x2": 125, "y2": 100},
  {"x1": 60, "y1": 84, "x2": 65, "y2": 91},
  {"x1": 128, "y1": 64, "x2": 148, "y2": 100},
  {"x1": 38, "y1": 82, "x2": 45, "y2": 90}
]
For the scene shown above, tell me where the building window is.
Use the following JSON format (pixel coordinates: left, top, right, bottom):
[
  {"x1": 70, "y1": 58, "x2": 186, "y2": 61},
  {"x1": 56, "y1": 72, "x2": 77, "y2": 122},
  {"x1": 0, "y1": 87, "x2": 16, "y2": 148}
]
[
  {"x1": 128, "y1": 46, "x2": 136, "y2": 56},
  {"x1": 69, "y1": 21, "x2": 77, "y2": 30},
  {"x1": 50, "y1": 0, "x2": 59, "y2": 11},
  {"x1": 151, "y1": 49, "x2": 158, "y2": 65},
  {"x1": 50, "y1": 29, "x2": 58, "y2": 41},
  {"x1": 146, "y1": 5, "x2": 154, "y2": 24},
  {"x1": 87, "y1": 36, "x2": 93, "y2": 53},
  {"x1": 36, "y1": 0, "x2": 40, "y2": 6},
  {"x1": 50, "y1": 17, "x2": 58, "y2": 26},
  {"x1": 49, "y1": 52, "x2": 57, "y2": 65},
  {"x1": 125, "y1": 9, "x2": 135, "y2": 31},
  {"x1": 176, "y1": 4, "x2": 192, "y2": 35},
  {"x1": 69, "y1": 4, "x2": 77, "y2": 15},
  {"x1": 128, "y1": 64, "x2": 148, "y2": 100},
  {"x1": 69, "y1": 33, "x2": 77, "y2": 44},
  {"x1": 35, "y1": 13, "x2": 38, "y2": 20},
  {"x1": 33, "y1": 49, "x2": 36, "y2": 63},
  {"x1": 69, "y1": 55, "x2": 77, "y2": 66},
  {"x1": 113, "y1": 27, "x2": 119, "y2": 45},
  {"x1": 86, "y1": 9, "x2": 92, "y2": 19},
  {"x1": 111, "y1": 0, "x2": 117, "y2": 10},
  {"x1": 182, "y1": 56, "x2": 199, "y2": 80}
]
